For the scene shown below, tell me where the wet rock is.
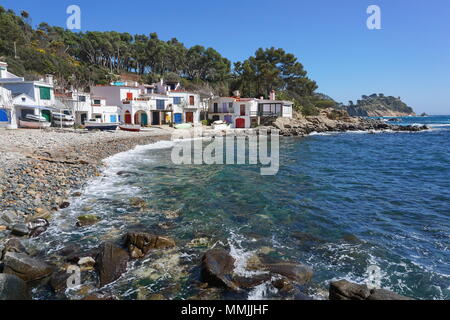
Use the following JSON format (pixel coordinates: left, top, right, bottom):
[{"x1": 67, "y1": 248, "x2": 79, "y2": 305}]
[
  {"x1": 29, "y1": 227, "x2": 47, "y2": 238},
  {"x1": 125, "y1": 232, "x2": 176, "y2": 259},
  {"x1": 11, "y1": 224, "x2": 29, "y2": 237},
  {"x1": 95, "y1": 242, "x2": 129, "y2": 287},
  {"x1": 201, "y1": 249, "x2": 239, "y2": 291},
  {"x1": 3, "y1": 252, "x2": 54, "y2": 282},
  {"x1": 0, "y1": 274, "x2": 31, "y2": 300},
  {"x1": 1, "y1": 238, "x2": 28, "y2": 259},
  {"x1": 76, "y1": 214, "x2": 101, "y2": 227},
  {"x1": 59, "y1": 201, "x2": 71, "y2": 209},
  {"x1": 265, "y1": 263, "x2": 313, "y2": 285},
  {"x1": 368, "y1": 288, "x2": 414, "y2": 300},
  {"x1": 187, "y1": 237, "x2": 209, "y2": 248},
  {"x1": 129, "y1": 197, "x2": 147, "y2": 208},
  {"x1": 78, "y1": 257, "x2": 96, "y2": 270},
  {"x1": 117, "y1": 171, "x2": 142, "y2": 177},
  {"x1": 72, "y1": 192, "x2": 82, "y2": 197},
  {"x1": 30, "y1": 208, "x2": 52, "y2": 220},
  {"x1": 291, "y1": 231, "x2": 325, "y2": 244},
  {"x1": 49, "y1": 270, "x2": 69, "y2": 293},
  {"x1": 329, "y1": 280, "x2": 372, "y2": 300},
  {"x1": 1, "y1": 211, "x2": 21, "y2": 225},
  {"x1": 272, "y1": 277, "x2": 295, "y2": 293},
  {"x1": 234, "y1": 274, "x2": 272, "y2": 289}
]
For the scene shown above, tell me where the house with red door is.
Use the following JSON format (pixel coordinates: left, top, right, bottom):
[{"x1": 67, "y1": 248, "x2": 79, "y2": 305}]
[{"x1": 208, "y1": 91, "x2": 293, "y2": 129}]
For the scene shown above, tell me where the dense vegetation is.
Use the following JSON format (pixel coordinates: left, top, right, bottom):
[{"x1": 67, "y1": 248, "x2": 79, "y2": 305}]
[
  {"x1": 0, "y1": 6, "x2": 335, "y2": 115},
  {"x1": 340, "y1": 94, "x2": 415, "y2": 116}
]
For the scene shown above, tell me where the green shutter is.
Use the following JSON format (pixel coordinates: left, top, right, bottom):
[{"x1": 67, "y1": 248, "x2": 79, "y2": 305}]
[{"x1": 39, "y1": 87, "x2": 51, "y2": 100}]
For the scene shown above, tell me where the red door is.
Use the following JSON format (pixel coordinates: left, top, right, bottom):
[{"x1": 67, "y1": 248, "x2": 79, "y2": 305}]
[
  {"x1": 125, "y1": 111, "x2": 132, "y2": 124},
  {"x1": 236, "y1": 118, "x2": 245, "y2": 128},
  {"x1": 189, "y1": 96, "x2": 195, "y2": 106},
  {"x1": 127, "y1": 92, "x2": 133, "y2": 100},
  {"x1": 186, "y1": 112, "x2": 194, "y2": 123}
]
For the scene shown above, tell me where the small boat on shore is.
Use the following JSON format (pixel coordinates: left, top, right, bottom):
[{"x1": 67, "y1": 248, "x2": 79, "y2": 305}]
[
  {"x1": 19, "y1": 120, "x2": 51, "y2": 129},
  {"x1": 53, "y1": 120, "x2": 75, "y2": 127},
  {"x1": 52, "y1": 112, "x2": 74, "y2": 122},
  {"x1": 85, "y1": 121, "x2": 119, "y2": 131},
  {"x1": 174, "y1": 123, "x2": 193, "y2": 129},
  {"x1": 119, "y1": 124, "x2": 141, "y2": 132},
  {"x1": 25, "y1": 114, "x2": 47, "y2": 122}
]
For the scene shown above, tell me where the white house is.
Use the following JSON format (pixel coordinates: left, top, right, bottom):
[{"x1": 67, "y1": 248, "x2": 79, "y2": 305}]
[
  {"x1": 0, "y1": 61, "x2": 56, "y2": 125},
  {"x1": 91, "y1": 81, "x2": 203, "y2": 126},
  {"x1": 56, "y1": 91, "x2": 93, "y2": 125},
  {"x1": 0, "y1": 86, "x2": 16, "y2": 129},
  {"x1": 90, "y1": 97, "x2": 120, "y2": 124},
  {"x1": 208, "y1": 91, "x2": 294, "y2": 128}
]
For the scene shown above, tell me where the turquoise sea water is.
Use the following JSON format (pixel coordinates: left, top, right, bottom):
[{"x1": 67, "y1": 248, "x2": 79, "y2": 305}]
[{"x1": 32, "y1": 116, "x2": 450, "y2": 300}]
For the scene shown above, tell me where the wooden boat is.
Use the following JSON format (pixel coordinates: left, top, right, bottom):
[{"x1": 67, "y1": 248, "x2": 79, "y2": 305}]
[
  {"x1": 52, "y1": 112, "x2": 74, "y2": 121},
  {"x1": 25, "y1": 114, "x2": 47, "y2": 122},
  {"x1": 53, "y1": 120, "x2": 75, "y2": 127},
  {"x1": 85, "y1": 121, "x2": 119, "y2": 131},
  {"x1": 119, "y1": 124, "x2": 141, "y2": 132},
  {"x1": 19, "y1": 120, "x2": 51, "y2": 129}
]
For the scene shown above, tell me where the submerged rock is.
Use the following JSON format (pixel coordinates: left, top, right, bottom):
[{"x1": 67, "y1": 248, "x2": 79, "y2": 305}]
[
  {"x1": 76, "y1": 215, "x2": 101, "y2": 227},
  {"x1": 329, "y1": 280, "x2": 414, "y2": 300},
  {"x1": 265, "y1": 263, "x2": 313, "y2": 285},
  {"x1": 129, "y1": 197, "x2": 147, "y2": 208},
  {"x1": 95, "y1": 242, "x2": 129, "y2": 287},
  {"x1": 125, "y1": 232, "x2": 176, "y2": 259},
  {"x1": 3, "y1": 252, "x2": 53, "y2": 282},
  {"x1": 0, "y1": 274, "x2": 31, "y2": 300},
  {"x1": 201, "y1": 249, "x2": 239, "y2": 291}
]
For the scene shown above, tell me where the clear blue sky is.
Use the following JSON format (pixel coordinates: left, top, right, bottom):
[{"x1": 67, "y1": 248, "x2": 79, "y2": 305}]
[{"x1": 2, "y1": 0, "x2": 450, "y2": 114}]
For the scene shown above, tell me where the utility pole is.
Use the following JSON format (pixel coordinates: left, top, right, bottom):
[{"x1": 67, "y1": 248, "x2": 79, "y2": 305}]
[{"x1": 14, "y1": 42, "x2": 18, "y2": 59}]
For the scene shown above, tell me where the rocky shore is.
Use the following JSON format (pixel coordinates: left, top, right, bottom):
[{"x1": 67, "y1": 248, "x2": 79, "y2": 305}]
[{"x1": 0, "y1": 118, "x2": 423, "y2": 300}]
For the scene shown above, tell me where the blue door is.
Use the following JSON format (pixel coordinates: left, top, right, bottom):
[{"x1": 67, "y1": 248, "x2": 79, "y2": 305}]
[
  {"x1": 174, "y1": 113, "x2": 182, "y2": 124},
  {"x1": 224, "y1": 115, "x2": 232, "y2": 124},
  {"x1": 0, "y1": 109, "x2": 9, "y2": 122},
  {"x1": 110, "y1": 115, "x2": 117, "y2": 123}
]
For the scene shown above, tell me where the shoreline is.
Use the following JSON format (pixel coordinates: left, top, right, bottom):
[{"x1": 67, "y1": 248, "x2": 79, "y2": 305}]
[{"x1": 0, "y1": 119, "x2": 428, "y2": 301}]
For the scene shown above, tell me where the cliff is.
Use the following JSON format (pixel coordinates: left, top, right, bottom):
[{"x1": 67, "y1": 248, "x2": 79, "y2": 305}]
[{"x1": 339, "y1": 94, "x2": 416, "y2": 117}]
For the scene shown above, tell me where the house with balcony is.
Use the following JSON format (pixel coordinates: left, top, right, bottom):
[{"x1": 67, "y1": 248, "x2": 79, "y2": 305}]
[
  {"x1": 208, "y1": 91, "x2": 294, "y2": 128},
  {"x1": 0, "y1": 86, "x2": 16, "y2": 129},
  {"x1": 56, "y1": 91, "x2": 93, "y2": 125},
  {"x1": 0, "y1": 61, "x2": 57, "y2": 126},
  {"x1": 166, "y1": 91, "x2": 202, "y2": 125}
]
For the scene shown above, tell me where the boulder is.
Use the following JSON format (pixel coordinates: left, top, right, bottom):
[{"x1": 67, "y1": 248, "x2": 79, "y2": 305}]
[
  {"x1": 49, "y1": 270, "x2": 69, "y2": 293},
  {"x1": 200, "y1": 249, "x2": 239, "y2": 291},
  {"x1": 3, "y1": 252, "x2": 53, "y2": 282},
  {"x1": 11, "y1": 224, "x2": 29, "y2": 237},
  {"x1": 329, "y1": 280, "x2": 414, "y2": 300},
  {"x1": 0, "y1": 274, "x2": 31, "y2": 300},
  {"x1": 329, "y1": 280, "x2": 371, "y2": 300},
  {"x1": 1, "y1": 238, "x2": 28, "y2": 260},
  {"x1": 129, "y1": 197, "x2": 147, "y2": 208},
  {"x1": 368, "y1": 288, "x2": 414, "y2": 300},
  {"x1": 265, "y1": 263, "x2": 313, "y2": 285},
  {"x1": 125, "y1": 232, "x2": 176, "y2": 259},
  {"x1": 95, "y1": 242, "x2": 129, "y2": 287}
]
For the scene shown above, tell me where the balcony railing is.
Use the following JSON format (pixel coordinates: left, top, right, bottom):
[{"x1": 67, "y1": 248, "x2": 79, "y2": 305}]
[{"x1": 251, "y1": 111, "x2": 282, "y2": 117}]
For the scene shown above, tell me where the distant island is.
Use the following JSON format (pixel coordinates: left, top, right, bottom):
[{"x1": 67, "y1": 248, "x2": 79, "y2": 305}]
[{"x1": 338, "y1": 94, "x2": 416, "y2": 117}]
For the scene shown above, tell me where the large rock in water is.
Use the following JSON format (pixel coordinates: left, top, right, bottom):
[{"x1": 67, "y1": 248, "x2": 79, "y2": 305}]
[
  {"x1": 0, "y1": 274, "x2": 31, "y2": 300},
  {"x1": 329, "y1": 280, "x2": 414, "y2": 300},
  {"x1": 124, "y1": 232, "x2": 176, "y2": 259},
  {"x1": 95, "y1": 242, "x2": 129, "y2": 287},
  {"x1": 3, "y1": 252, "x2": 53, "y2": 282},
  {"x1": 265, "y1": 263, "x2": 313, "y2": 285},
  {"x1": 201, "y1": 249, "x2": 239, "y2": 291}
]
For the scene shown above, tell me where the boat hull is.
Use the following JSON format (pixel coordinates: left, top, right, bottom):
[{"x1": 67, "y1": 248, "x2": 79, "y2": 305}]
[
  {"x1": 53, "y1": 120, "x2": 75, "y2": 127},
  {"x1": 85, "y1": 122, "x2": 119, "y2": 131},
  {"x1": 119, "y1": 125, "x2": 141, "y2": 132},
  {"x1": 19, "y1": 120, "x2": 51, "y2": 129}
]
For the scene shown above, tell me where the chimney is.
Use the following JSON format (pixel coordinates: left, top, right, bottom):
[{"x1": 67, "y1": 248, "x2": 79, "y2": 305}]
[
  {"x1": 233, "y1": 90, "x2": 241, "y2": 98},
  {"x1": 269, "y1": 90, "x2": 276, "y2": 101},
  {"x1": 45, "y1": 74, "x2": 54, "y2": 86}
]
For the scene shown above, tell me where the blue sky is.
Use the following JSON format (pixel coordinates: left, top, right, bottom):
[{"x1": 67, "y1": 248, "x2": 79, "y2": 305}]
[{"x1": 2, "y1": 0, "x2": 450, "y2": 114}]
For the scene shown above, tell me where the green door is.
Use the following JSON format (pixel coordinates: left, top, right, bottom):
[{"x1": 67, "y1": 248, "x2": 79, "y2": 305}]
[
  {"x1": 41, "y1": 110, "x2": 51, "y2": 122},
  {"x1": 140, "y1": 113, "x2": 148, "y2": 126}
]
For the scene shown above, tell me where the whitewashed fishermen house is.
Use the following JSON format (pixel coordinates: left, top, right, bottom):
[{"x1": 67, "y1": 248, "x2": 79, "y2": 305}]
[
  {"x1": 0, "y1": 61, "x2": 57, "y2": 125},
  {"x1": 208, "y1": 90, "x2": 293, "y2": 128},
  {"x1": 91, "y1": 78, "x2": 202, "y2": 126}
]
